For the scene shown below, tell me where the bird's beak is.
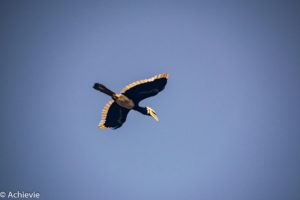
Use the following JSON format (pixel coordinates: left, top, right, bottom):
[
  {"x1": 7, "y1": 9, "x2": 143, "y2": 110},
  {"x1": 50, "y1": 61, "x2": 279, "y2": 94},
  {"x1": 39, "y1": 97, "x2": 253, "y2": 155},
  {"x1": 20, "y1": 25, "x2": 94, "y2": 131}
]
[{"x1": 148, "y1": 108, "x2": 159, "y2": 122}]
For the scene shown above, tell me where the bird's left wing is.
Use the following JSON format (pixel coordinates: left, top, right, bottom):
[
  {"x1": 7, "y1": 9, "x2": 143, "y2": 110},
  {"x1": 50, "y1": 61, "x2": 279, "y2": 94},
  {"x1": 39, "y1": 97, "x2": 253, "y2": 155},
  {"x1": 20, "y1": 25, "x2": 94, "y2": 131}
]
[
  {"x1": 121, "y1": 73, "x2": 168, "y2": 103},
  {"x1": 99, "y1": 100, "x2": 130, "y2": 129}
]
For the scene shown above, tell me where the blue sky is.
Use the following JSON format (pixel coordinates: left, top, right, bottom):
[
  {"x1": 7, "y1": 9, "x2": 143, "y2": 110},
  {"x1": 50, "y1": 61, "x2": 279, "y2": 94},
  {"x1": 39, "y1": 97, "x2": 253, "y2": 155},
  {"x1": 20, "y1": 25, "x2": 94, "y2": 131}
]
[{"x1": 1, "y1": 1, "x2": 300, "y2": 200}]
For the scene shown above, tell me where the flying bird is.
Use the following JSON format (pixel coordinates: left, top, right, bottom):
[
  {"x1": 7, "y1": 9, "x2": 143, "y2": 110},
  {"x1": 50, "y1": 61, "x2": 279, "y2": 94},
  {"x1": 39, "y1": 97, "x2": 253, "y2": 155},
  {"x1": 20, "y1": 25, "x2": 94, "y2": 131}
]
[{"x1": 93, "y1": 73, "x2": 168, "y2": 129}]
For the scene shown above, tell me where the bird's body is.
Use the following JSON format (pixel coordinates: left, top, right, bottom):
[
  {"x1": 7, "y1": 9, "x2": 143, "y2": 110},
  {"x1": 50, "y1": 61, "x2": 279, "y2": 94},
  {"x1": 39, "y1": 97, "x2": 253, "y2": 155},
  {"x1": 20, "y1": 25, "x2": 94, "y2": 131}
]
[
  {"x1": 93, "y1": 73, "x2": 168, "y2": 129},
  {"x1": 113, "y1": 94, "x2": 135, "y2": 109}
]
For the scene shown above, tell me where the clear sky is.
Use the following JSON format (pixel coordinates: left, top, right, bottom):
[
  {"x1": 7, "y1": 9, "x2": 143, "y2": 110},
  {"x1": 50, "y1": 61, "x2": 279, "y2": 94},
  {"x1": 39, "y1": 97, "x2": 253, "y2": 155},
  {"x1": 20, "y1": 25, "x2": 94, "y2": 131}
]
[{"x1": 1, "y1": 1, "x2": 300, "y2": 200}]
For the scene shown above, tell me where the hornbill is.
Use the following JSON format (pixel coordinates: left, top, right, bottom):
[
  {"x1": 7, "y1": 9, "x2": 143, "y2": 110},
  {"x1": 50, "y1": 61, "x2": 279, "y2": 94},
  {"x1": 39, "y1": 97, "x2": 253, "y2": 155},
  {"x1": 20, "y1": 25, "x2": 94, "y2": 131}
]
[{"x1": 93, "y1": 73, "x2": 168, "y2": 129}]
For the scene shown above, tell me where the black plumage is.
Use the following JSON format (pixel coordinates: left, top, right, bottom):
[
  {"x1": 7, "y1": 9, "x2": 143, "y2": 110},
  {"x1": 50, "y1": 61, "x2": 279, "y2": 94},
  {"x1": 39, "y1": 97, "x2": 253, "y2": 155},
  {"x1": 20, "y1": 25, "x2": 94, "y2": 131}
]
[
  {"x1": 100, "y1": 101, "x2": 130, "y2": 129},
  {"x1": 122, "y1": 76, "x2": 167, "y2": 104},
  {"x1": 93, "y1": 73, "x2": 168, "y2": 129}
]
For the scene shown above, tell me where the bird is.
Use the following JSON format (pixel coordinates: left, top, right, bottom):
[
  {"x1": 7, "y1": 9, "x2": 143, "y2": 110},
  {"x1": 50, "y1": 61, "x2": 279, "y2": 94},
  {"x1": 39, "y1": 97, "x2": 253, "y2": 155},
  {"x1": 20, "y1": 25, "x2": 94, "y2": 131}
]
[{"x1": 93, "y1": 73, "x2": 168, "y2": 129}]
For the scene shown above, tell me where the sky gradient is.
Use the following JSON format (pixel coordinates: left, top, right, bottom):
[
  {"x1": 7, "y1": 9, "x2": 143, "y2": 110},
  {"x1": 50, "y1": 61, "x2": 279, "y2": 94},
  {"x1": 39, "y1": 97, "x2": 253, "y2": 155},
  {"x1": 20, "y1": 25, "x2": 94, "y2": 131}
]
[{"x1": 1, "y1": 1, "x2": 300, "y2": 200}]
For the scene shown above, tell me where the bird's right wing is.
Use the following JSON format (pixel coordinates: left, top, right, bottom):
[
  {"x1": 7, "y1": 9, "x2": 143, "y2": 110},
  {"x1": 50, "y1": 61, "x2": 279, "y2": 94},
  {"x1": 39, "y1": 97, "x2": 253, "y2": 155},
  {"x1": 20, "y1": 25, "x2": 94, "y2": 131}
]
[
  {"x1": 121, "y1": 73, "x2": 168, "y2": 103},
  {"x1": 98, "y1": 100, "x2": 130, "y2": 129}
]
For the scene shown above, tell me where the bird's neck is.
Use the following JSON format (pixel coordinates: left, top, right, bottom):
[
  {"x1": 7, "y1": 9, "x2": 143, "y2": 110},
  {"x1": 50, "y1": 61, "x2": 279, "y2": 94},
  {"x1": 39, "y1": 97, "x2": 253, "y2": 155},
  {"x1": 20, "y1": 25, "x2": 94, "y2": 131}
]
[{"x1": 133, "y1": 105, "x2": 147, "y2": 115}]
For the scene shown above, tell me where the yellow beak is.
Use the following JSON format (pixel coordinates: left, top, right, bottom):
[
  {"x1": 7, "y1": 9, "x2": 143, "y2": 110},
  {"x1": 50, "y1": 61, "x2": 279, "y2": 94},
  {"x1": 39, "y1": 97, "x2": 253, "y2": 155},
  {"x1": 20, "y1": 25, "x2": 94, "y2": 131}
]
[{"x1": 148, "y1": 108, "x2": 159, "y2": 122}]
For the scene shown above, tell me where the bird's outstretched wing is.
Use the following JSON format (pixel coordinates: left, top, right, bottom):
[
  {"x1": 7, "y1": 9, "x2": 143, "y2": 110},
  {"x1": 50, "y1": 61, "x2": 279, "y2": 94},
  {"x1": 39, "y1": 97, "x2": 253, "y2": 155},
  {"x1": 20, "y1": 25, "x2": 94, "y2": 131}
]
[
  {"x1": 121, "y1": 73, "x2": 168, "y2": 103},
  {"x1": 98, "y1": 100, "x2": 130, "y2": 129}
]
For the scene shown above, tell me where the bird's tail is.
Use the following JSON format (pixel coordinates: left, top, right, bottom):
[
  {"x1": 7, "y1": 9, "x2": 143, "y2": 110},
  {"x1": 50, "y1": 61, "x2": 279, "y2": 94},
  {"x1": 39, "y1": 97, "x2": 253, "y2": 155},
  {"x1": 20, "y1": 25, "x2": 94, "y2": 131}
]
[{"x1": 93, "y1": 83, "x2": 116, "y2": 97}]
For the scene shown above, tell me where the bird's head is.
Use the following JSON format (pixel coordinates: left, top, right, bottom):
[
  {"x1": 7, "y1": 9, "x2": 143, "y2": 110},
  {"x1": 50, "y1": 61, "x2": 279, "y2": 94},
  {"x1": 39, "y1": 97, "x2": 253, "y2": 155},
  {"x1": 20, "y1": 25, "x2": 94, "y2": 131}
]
[{"x1": 146, "y1": 107, "x2": 159, "y2": 122}]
